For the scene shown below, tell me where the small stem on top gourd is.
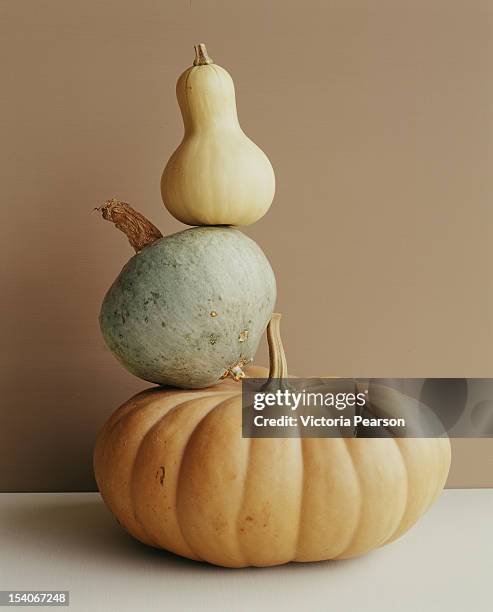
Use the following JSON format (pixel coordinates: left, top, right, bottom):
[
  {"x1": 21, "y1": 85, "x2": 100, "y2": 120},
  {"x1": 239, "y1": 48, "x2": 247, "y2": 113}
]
[
  {"x1": 266, "y1": 313, "x2": 289, "y2": 383},
  {"x1": 97, "y1": 199, "x2": 163, "y2": 253},
  {"x1": 193, "y1": 43, "x2": 214, "y2": 66}
]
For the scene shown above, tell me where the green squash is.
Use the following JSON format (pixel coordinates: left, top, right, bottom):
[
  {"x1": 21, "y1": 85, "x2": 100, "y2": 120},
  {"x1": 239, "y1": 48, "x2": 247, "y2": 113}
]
[{"x1": 99, "y1": 201, "x2": 276, "y2": 388}]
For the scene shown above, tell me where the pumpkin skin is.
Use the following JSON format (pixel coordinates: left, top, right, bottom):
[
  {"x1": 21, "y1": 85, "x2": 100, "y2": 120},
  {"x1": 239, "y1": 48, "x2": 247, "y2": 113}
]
[
  {"x1": 161, "y1": 44, "x2": 275, "y2": 227},
  {"x1": 94, "y1": 319, "x2": 451, "y2": 568},
  {"x1": 99, "y1": 226, "x2": 276, "y2": 388}
]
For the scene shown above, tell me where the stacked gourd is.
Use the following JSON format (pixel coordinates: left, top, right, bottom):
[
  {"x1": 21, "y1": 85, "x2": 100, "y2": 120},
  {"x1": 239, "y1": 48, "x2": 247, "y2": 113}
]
[
  {"x1": 98, "y1": 44, "x2": 276, "y2": 389},
  {"x1": 94, "y1": 45, "x2": 451, "y2": 568}
]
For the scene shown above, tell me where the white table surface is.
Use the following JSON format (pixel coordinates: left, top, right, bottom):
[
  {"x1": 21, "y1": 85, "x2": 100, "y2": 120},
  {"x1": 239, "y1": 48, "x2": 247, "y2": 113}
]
[{"x1": 0, "y1": 490, "x2": 490, "y2": 612}]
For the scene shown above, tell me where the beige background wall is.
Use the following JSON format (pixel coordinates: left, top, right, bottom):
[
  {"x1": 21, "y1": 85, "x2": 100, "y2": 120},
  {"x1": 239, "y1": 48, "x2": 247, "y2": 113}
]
[{"x1": 1, "y1": 0, "x2": 492, "y2": 491}]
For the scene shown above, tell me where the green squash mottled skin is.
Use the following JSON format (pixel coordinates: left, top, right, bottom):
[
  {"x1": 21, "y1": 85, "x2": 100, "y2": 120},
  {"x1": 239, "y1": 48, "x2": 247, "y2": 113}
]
[{"x1": 100, "y1": 226, "x2": 276, "y2": 388}]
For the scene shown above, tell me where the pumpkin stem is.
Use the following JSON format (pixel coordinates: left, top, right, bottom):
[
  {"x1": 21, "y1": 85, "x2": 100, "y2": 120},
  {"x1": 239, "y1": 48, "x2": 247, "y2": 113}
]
[
  {"x1": 97, "y1": 199, "x2": 163, "y2": 253},
  {"x1": 193, "y1": 43, "x2": 214, "y2": 66},
  {"x1": 267, "y1": 313, "x2": 289, "y2": 381}
]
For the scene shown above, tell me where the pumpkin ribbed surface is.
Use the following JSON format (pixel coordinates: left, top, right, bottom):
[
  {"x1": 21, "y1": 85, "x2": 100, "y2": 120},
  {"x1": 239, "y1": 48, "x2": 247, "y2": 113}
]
[{"x1": 94, "y1": 385, "x2": 451, "y2": 568}]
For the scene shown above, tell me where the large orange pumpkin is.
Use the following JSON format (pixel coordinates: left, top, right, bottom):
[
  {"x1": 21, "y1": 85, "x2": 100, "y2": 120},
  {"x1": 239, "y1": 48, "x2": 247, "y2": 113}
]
[{"x1": 94, "y1": 315, "x2": 451, "y2": 567}]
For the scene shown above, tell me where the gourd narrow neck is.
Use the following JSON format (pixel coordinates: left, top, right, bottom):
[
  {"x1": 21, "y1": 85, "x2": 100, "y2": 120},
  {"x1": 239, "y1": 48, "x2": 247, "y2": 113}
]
[
  {"x1": 267, "y1": 313, "x2": 288, "y2": 379},
  {"x1": 184, "y1": 116, "x2": 240, "y2": 133},
  {"x1": 177, "y1": 47, "x2": 240, "y2": 133}
]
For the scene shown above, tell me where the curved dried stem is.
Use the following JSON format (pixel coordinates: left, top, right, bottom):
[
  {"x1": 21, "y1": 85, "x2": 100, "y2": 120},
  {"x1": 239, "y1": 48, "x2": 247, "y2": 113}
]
[{"x1": 97, "y1": 199, "x2": 163, "y2": 253}]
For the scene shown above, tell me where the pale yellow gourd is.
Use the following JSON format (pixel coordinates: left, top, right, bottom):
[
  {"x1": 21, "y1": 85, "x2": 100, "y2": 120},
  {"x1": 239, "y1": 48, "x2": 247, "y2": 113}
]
[
  {"x1": 161, "y1": 44, "x2": 275, "y2": 226},
  {"x1": 94, "y1": 314, "x2": 451, "y2": 568}
]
